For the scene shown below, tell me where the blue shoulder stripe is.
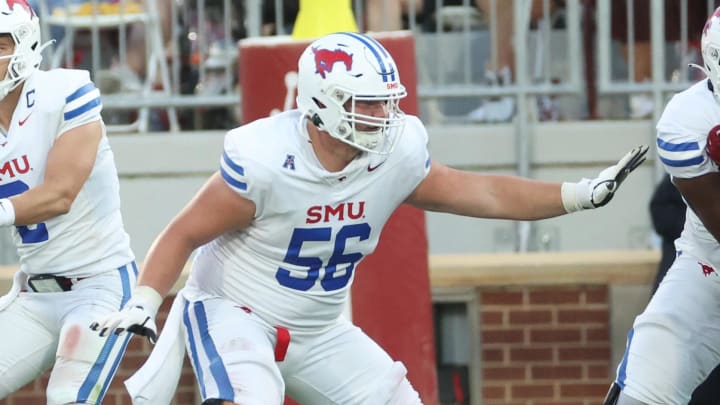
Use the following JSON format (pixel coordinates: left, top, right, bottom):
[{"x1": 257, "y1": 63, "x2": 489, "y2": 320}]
[
  {"x1": 656, "y1": 137, "x2": 699, "y2": 152},
  {"x1": 66, "y1": 82, "x2": 96, "y2": 103},
  {"x1": 659, "y1": 155, "x2": 705, "y2": 167},
  {"x1": 64, "y1": 98, "x2": 101, "y2": 120},
  {"x1": 221, "y1": 166, "x2": 247, "y2": 191},
  {"x1": 222, "y1": 151, "x2": 244, "y2": 176}
]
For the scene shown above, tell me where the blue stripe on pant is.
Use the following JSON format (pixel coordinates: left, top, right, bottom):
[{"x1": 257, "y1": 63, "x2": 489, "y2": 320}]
[
  {"x1": 616, "y1": 327, "x2": 635, "y2": 389},
  {"x1": 184, "y1": 299, "x2": 234, "y2": 402},
  {"x1": 76, "y1": 262, "x2": 135, "y2": 403}
]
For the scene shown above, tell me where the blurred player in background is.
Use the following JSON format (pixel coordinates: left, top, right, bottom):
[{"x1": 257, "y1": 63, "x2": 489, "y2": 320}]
[
  {"x1": 0, "y1": 1, "x2": 137, "y2": 403},
  {"x1": 648, "y1": 174, "x2": 686, "y2": 294},
  {"x1": 603, "y1": 6, "x2": 720, "y2": 405},
  {"x1": 93, "y1": 32, "x2": 646, "y2": 404}
]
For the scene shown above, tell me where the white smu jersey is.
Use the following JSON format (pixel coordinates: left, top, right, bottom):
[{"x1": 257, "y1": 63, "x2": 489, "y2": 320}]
[
  {"x1": 656, "y1": 79, "x2": 720, "y2": 267},
  {"x1": 186, "y1": 110, "x2": 430, "y2": 332},
  {"x1": 0, "y1": 69, "x2": 133, "y2": 277}
]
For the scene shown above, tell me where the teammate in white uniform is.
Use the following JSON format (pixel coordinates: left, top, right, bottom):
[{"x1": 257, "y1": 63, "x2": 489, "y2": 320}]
[
  {"x1": 603, "y1": 7, "x2": 720, "y2": 405},
  {"x1": 93, "y1": 32, "x2": 647, "y2": 405},
  {"x1": 0, "y1": 1, "x2": 137, "y2": 404}
]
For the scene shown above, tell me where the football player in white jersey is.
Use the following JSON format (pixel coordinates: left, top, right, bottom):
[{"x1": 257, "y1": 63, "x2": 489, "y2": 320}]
[
  {"x1": 603, "y1": 6, "x2": 720, "y2": 405},
  {"x1": 0, "y1": 1, "x2": 137, "y2": 404},
  {"x1": 92, "y1": 32, "x2": 647, "y2": 404}
]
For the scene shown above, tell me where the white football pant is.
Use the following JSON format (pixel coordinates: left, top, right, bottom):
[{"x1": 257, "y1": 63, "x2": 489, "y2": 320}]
[
  {"x1": 614, "y1": 253, "x2": 720, "y2": 405},
  {"x1": 182, "y1": 296, "x2": 423, "y2": 404},
  {"x1": 0, "y1": 263, "x2": 137, "y2": 404}
]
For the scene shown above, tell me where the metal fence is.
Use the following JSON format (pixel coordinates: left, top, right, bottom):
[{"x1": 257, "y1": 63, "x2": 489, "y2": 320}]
[
  {"x1": 25, "y1": 0, "x2": 715, "y2": 131},
  {"x1": 596, "y1": 0, "x2": 717, "y2": 119}
]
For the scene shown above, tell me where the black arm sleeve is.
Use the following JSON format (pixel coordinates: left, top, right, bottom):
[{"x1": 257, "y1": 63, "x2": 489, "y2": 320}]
[{"x1": 649, "y1": 175, "x2": 686, "y2": 240}]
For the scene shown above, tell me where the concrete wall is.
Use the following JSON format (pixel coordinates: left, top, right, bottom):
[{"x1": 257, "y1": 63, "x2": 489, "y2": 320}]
[{"x1": 424, "y1": 120, "x2": 658, "y2": 254}]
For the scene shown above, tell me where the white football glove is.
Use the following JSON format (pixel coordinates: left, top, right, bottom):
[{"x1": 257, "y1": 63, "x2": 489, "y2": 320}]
[
  {"x1": 561, "y1": 145, "x2": 648, "y2": 213},
  {"x1": 90, "y1": 285, "x2": 163, "y2": 344}
]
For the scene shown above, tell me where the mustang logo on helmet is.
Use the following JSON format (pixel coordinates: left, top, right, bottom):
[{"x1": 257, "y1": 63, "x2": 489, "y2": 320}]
[{"x1": 312, "y1": 47, "x2": 353, "y2": 79}]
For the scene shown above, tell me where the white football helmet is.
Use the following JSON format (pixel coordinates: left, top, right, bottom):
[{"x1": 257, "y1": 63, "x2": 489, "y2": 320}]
[
  {"x1": 700, "y1": 7, "x2": 720, "y2": 98},
  {"x1": 296, "y1": 32, "x2": 407, "y2": 154},
  {"x1": 0, "y1": 0, "x2": 49, "y2": 100}
]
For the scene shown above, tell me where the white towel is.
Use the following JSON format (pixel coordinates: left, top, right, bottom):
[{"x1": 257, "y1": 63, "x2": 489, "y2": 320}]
[
  {"x1": 0, "y1": 271, "x2": 26, "y2": 312},
  {"x1": 125, "y1": 289, "x2": 187, "y2": 405}
]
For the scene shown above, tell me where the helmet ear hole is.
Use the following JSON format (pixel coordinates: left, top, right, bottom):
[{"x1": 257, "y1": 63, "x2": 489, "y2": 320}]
[{"x1": 311, "y1": 113, "x2": 323, "y2": 126}]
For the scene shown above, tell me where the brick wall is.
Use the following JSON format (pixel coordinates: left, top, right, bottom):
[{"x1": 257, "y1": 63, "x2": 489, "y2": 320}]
[{"x1": 479, "y1": 285, "x2": 611, "y2": 405}]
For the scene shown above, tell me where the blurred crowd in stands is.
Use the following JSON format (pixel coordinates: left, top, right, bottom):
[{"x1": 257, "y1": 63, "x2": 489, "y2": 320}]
[{"x1": 22, "y1": 0, "x2": 718, "y2": 131}]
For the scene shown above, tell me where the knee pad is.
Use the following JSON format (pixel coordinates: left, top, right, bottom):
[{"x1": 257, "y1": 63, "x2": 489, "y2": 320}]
[{"x1": 365, "y1": 362, "x2": 422, "y2": 405}]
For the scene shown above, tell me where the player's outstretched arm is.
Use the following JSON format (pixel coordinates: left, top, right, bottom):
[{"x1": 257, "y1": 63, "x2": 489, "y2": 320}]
[
  {"x1": 405, "y1": 145, "x2": 648, "y2": 220},
  {"x1": 91, "y1": 171, "x2": 256, "y2": 342}
]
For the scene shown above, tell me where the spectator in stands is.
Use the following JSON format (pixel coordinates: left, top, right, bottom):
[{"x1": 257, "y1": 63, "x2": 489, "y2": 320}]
[
  {"x1": 468, "y1": 0, "x2": 564, "y2": 122},
  {"x1": 366, "y1": 0, "x2": 423, "y2": 31},
  {"x1": 611, "y1": 0, "x2": 708, "y2": 118},
  {"x1": 184, "y1": 0, "x2": 245, "y2": 130},
  {"x1": 28, "y1": 0, "x2": 171, "y2": 99},
  {"x1": 124, "y1": 0, "x2": 173, "y2": 83},
  {"x1": 261, "y1": 0, "x2": 298, "y2": 35}
]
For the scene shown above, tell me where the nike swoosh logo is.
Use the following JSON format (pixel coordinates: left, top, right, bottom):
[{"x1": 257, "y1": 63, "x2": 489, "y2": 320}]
[
  {"x1": 234, "y1": 305, "x2": 252, "y2": 314},
  {"x1": 367, "y1": 161, "x2": 385, "y2": 172},
  {"x1": 18, "y1": 112, "x2": 32, "y2": 126}
]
